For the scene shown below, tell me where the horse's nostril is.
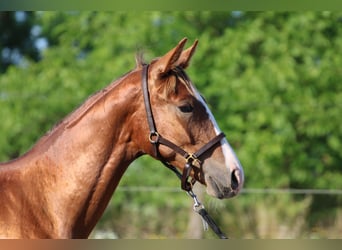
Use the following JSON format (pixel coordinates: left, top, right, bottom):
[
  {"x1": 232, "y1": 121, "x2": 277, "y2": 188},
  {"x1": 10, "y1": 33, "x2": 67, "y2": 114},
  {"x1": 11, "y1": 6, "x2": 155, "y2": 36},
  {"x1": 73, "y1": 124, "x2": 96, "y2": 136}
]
[{"x1": 231, "y1": 169, "x2": 239, "y2": 190}]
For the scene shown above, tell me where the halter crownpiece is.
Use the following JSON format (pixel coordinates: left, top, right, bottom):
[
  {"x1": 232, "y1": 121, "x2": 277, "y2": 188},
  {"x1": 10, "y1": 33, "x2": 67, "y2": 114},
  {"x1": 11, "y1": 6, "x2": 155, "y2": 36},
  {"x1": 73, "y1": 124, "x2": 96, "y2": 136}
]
[{"x1": 141, "y1": 64, "x2": 228, "y2": 239}]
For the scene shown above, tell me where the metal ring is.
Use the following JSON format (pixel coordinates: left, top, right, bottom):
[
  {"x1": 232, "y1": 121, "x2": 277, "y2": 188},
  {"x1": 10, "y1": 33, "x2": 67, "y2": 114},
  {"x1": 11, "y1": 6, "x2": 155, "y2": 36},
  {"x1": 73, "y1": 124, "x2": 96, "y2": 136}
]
[{"x1": 149, "y1": 131, "x2": 160, "y2": 144}]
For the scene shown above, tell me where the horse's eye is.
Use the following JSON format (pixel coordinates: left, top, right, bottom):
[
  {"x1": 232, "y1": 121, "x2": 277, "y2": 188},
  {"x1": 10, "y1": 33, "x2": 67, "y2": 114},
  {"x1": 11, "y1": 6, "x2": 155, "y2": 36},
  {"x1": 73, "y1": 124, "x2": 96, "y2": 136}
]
[{"x1": 178, "y1": 104, "x2": 194, "y2": 113}]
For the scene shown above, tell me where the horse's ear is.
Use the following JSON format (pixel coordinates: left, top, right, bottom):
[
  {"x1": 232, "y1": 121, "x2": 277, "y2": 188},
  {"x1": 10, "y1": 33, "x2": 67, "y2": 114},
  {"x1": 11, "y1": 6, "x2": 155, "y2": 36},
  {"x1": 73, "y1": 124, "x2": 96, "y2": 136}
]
[
  {"x1": 177, "y1": 39, "x2": 198, "y2": 69},
  {"x1": 152, "y1": 38, "x2": 188, "y2": 77}
]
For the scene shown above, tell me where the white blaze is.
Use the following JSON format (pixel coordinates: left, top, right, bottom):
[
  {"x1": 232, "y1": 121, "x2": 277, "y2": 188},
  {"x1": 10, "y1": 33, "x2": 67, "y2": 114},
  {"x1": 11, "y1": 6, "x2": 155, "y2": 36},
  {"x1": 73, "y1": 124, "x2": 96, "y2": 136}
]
[{"x1": 192, "y1": 86, "x2": 245, "y2": 187}]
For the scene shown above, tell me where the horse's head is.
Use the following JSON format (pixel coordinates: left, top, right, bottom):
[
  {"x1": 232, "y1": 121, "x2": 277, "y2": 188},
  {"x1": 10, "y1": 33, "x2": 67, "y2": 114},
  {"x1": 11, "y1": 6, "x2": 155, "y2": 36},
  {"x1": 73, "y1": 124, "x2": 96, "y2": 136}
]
[{"x1": 137, "y1": 38, "x2": 244, "y2": 199}]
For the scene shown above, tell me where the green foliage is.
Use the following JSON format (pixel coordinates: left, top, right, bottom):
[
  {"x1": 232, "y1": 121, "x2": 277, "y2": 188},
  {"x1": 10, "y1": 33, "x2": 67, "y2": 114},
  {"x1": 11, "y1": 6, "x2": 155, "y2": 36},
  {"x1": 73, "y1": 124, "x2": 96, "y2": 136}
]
[
  {"x1": 0, "y1": 12, "x2": 41, "y2": 73},
  {"x1": 204, "y1": 12, "x2": 342, "y2": 191},
  {"x1": 0, "y1": 11, "x2": 341, "y2": 238}
]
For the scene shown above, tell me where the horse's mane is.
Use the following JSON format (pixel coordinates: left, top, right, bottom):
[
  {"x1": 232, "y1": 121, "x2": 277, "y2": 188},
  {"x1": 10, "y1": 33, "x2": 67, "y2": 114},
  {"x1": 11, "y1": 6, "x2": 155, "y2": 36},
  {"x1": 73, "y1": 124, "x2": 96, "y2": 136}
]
[{"x1": 64, "y1": 72, "x2": 133, "y2": 129}]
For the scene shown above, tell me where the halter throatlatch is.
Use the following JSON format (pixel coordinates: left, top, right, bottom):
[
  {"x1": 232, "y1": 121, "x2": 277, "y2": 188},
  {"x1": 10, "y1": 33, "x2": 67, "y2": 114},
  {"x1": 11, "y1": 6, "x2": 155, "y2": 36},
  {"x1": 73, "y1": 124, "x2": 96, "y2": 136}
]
[{"x1": 141, "y1": 64, "x2": 228, "y2": 239}]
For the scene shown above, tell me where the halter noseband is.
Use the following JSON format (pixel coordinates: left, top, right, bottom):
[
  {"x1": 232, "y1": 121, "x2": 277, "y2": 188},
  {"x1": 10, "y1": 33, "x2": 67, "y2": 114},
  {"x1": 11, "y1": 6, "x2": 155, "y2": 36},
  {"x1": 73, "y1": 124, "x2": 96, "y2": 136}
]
[{"x1": 141, "y1": 64, "x2": 225, "y2": 192}]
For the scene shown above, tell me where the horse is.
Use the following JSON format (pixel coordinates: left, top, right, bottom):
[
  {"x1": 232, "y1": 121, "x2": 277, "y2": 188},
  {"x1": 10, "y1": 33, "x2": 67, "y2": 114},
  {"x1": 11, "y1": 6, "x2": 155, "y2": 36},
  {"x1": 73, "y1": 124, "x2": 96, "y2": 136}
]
[{"x1": 0, "y1": 38, "x2": 244, "y2": 238}]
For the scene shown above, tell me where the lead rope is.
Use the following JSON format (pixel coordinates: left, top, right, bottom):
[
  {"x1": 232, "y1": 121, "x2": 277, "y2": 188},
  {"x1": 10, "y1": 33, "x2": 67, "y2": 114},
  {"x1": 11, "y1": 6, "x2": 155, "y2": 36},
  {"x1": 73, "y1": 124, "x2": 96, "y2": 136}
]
[{"x1": 162, "y1": 162, "x2": 228, "y2": 239}]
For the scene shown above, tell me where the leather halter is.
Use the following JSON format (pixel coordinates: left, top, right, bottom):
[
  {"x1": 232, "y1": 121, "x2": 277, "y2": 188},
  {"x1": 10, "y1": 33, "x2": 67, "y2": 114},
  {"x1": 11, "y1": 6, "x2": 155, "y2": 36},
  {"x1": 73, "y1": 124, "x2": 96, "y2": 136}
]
[{"x1": 141, "y1": 64, "x2": 226, "y2": 191}]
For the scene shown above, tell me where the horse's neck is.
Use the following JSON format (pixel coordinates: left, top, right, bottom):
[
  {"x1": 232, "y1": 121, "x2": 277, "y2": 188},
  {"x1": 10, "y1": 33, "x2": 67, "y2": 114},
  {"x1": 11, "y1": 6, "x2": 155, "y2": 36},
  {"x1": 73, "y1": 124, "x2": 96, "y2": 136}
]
[{"x1": 4, "y1": 73, "x2": 143, "y2": 238}]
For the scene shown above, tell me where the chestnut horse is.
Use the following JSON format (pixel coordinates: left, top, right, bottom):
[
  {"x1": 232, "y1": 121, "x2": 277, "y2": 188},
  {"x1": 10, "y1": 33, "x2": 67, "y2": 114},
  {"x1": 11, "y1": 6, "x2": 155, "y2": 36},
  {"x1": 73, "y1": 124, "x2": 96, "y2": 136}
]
[{"x1": 0, "y1": 38, "x2": 244, "y2": 238}]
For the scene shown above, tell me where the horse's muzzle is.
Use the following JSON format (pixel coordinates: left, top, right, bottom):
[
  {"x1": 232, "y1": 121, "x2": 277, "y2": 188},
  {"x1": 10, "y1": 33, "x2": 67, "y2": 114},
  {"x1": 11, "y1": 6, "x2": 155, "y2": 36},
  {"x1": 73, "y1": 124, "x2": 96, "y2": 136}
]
[{"x1": 205, "y1": 167, "x2": 244, "y2": 199}]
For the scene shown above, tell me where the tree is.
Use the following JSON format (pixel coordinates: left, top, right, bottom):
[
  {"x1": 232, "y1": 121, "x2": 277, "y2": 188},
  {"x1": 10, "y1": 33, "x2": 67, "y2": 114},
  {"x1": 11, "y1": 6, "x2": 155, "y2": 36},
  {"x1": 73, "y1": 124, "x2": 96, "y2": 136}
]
[{"x1": 0, "y1": 11, "x2": 42, "y2": 73}]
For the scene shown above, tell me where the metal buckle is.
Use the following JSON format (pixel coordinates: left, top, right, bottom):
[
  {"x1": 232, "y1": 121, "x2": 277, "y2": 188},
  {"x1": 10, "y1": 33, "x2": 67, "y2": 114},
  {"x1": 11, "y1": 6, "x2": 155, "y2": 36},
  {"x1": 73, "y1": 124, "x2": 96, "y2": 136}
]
[
  {"x1": 185, "y1": 153, "x2": 196, "y2": 163},
  {"x1": 185, "y1": 153, "x2": 201, "y2": 166}
]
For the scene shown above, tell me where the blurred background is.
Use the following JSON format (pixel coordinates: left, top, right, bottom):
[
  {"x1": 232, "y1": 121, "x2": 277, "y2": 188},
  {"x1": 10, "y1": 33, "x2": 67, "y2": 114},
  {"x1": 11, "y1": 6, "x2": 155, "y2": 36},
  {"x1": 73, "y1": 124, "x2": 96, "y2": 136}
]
[{"x1": 0, "y1": 11, "x2": 341, "y2": 238}]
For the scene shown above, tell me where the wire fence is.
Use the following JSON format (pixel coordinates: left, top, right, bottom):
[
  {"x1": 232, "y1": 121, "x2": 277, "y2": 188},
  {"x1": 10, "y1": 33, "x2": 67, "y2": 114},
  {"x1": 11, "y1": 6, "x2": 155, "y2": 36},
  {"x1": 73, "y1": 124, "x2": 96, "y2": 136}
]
[{"x1": 116, "y1": 186, "x2": 342, "y2": 195}]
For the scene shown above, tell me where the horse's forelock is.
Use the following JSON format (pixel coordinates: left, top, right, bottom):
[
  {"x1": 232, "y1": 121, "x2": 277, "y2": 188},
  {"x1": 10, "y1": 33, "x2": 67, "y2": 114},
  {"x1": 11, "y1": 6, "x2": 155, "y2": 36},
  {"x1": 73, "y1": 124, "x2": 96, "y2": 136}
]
[{"x1": 173, "y1": 67, "x2": 196, "y2": 97}]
